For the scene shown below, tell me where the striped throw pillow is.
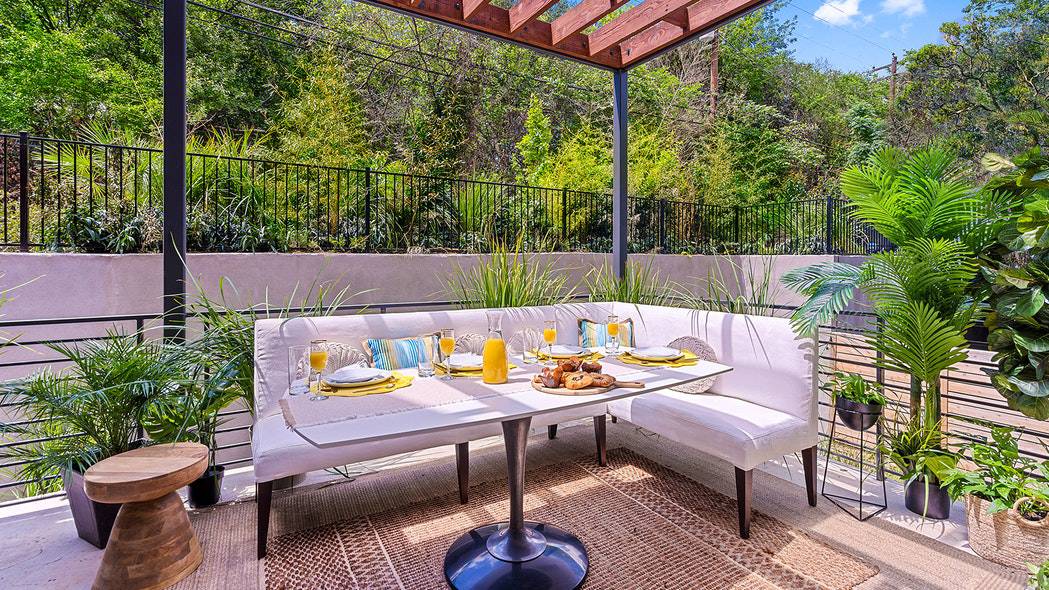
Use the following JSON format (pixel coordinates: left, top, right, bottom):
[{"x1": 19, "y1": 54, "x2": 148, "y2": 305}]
[
  {"x1": 363, "y1": 336, "x2": 430, "y2": 370},
  {"x1": 578, "y1": 318, "x2": 634, "y2": 348}
]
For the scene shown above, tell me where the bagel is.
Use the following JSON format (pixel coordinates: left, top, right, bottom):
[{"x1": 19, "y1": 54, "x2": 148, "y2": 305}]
[{"x1": 563, "y1": 372, "x2": 595, "y2": 390}]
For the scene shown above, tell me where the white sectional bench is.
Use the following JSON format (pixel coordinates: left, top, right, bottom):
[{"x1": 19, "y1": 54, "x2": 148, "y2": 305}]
[{"x1": 251, "y1": 301, "x2": 817, "y2": 555}]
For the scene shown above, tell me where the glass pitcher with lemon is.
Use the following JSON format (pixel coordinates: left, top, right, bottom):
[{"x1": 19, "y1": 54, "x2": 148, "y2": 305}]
[{"x1": 482, "y1": 310, "x2": 509, "y2": 384}]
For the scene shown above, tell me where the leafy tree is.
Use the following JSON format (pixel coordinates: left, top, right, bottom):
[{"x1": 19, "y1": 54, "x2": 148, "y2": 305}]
[
  {"x1": 515, "y1": 95, "x2": 552, "y2": 185},
  {"x1": 846, "y1": 103, "x2": 886, "y2": 165}
]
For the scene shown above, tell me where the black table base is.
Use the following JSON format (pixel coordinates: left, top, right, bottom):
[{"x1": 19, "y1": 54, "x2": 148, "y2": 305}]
[{"x1": 443, "y1": 417, "x2": 589, "y2": 590}]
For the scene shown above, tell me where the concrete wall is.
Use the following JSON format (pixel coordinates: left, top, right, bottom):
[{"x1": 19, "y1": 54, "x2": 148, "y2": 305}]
[{"x1": 0, "y1": 252, "x2": 832, "y2": 322}]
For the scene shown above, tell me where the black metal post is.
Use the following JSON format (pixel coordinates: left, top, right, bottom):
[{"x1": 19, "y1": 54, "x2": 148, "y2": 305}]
[
  {"x1": 364, "y1": 167, "x2": 372, "y2": 252},
  {"x1": 825, "y1": 195, "x2": 834, "y2": 255},
  {"x1": 560, "y1": 187, "x2": 567, "y2": 245},
  {"x1": 612, "y1": 69, "x2": 628, "y2": 280},
  {"x1": 657, "y1": 198, "x2": 667, "y2": 252},
  {"x1": 734, "y1": 206, "x2": 741, "y2": 245},
  {"x1": 163, "y1": 0, "x2": 187, "y2": 342},
  {"x1": 18, "y1": 132, "x2": 29, "y2": 252}
]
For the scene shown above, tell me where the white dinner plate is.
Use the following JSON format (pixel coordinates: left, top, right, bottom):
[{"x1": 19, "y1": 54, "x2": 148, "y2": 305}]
[
  {"x1": 324, "y1": 367, "x2": 391, "y2": 386},
  {"x1": 627, "y1": 346, "x2": 684, "y2": 361},
  {"x1": 444, "y1": 353, "x2": 484, "y2": 370},
  {"x1": 547, "y1": 344, "x2": 586, "y2": 358}
]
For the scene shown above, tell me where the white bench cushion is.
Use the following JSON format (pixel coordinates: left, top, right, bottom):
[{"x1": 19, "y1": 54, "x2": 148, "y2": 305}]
[
  {"x1": 252, "y1": 406, "x2": 597, "y2": 482},
  {"x1": 607, "y1": 392, "x2": 815, "y2": 471}
]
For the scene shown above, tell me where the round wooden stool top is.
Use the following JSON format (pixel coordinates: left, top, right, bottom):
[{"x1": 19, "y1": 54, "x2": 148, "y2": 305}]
[{"x1": 85, "y1": 442, "x2": 209, "y2": 504}]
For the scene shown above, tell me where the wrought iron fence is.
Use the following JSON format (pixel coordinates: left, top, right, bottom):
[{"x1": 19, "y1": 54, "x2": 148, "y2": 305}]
[
  {"x1": 1, "y1": 132, "x2": 893, "y2": 255},
  {"x1": 1, "y1": 301, "x2": 1046, "y2": 503}
]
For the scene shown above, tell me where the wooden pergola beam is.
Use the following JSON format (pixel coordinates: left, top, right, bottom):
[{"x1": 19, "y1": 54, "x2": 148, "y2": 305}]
[
  {"x1": 461, "y1": 0, "x2": 488, "y2": 19},
  {"x1": 614, "y1": 0, "x2": 768, "y2": 65},
  {"x1": 359, "y1": 0, "x2": 621, "y2": 67},
  {"x1": 550, "y1": 0, "x2": 630, "y2": 46},
  {"x1": 508, "y1": 0, "x2": 558, "y2": 33},
  {"x1": 587, "y1": 0, "x2": 703, "y2": 56}
]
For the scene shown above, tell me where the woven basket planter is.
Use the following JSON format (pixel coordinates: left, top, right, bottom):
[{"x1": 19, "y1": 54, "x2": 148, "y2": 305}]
[{"x1": 966, "y1": 495, "x2": 1049, "y2": 569}]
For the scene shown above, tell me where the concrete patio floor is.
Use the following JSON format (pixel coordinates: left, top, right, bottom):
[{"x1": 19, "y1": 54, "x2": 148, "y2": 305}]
[{"x1": 0, "y1": 419, "x2": 1027, "y2": 589}]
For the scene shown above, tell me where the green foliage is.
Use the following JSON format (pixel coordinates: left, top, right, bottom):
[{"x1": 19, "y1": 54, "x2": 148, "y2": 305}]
[
  {"x1": 829, "y1": 373, "x2": 887, "y2": 406},
  {"x1": 0, "y1": 333, "x2": 193, "y2": 491},
  {"x1": 584, "y1": 260, "x2": 674, "y2": 306},
  {"x1": 975, "y1": 148, "x2": 1049, "y2": 420},
  {"x1": 515, "y1": 96, "x2": 552, "y2": 185},
  {"x1": 1031, "y1": 560, "x2": 1049, "y2": 590},
  {"x1": 880, "y1": 419, "x2": 957, "y2": 486},
  {"x1": 939, "y1": 426, "x2": 1049, "y2": 518},
  {"x1": 680, "y1": 255, "x2": 781, "y2": 316},
  {"x1": 845, "y1": 103, "x2": 885, "y2": 165},
  {"x1": 447, "y1": 237, "x2": 573, "y2": 309}
]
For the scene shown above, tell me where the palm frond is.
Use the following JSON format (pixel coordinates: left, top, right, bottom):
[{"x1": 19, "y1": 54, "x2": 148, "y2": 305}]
[
  {"x1": 873, "y1": 301, "x2": 969, "y2": 386},
  {"x1": 781, "y1": 262, "x2": 864, "y2": 336}
]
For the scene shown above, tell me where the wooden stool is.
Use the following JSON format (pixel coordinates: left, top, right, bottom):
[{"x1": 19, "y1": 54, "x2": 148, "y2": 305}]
[{"x1": 85, "y1": 442, "x2": 209, "y2": 590}]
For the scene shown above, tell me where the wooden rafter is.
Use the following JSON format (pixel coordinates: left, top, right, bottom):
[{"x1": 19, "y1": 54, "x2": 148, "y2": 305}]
[
  {"x1": 508, "y1": 0, "x2": 559, "y2": 33},
  {"x1": 619, "y1": 0, "x2": 765, "y2": 65},
  {"x1": 358, "y1": 0, "x2": 770, "y2": 70},
  {"x1": 550, "y1": 0, "x2": 631, "y2": 46}
]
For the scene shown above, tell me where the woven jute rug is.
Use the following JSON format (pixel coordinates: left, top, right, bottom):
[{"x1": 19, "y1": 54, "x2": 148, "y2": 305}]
[{"x1": 265, "y1": 448, "x2": 878, "y2": 589}]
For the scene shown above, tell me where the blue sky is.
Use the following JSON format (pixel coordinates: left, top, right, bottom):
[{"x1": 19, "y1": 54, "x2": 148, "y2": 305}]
[{"x1": 774, "y1": 0, "x2": 969, "y2": 72}]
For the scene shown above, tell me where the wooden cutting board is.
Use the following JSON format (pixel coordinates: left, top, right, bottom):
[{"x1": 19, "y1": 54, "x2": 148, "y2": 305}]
[{"x1": 530, "y1": 377, "x2": 644, "y2": 396}]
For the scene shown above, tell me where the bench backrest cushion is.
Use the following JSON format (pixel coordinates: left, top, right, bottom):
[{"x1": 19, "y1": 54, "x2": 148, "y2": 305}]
[
  {"x1": 610, "y1": 303, "x2": 817, "y2": 422},
  {"x1": 253, "y1": 302, "x2": 615, "y2": 416}
]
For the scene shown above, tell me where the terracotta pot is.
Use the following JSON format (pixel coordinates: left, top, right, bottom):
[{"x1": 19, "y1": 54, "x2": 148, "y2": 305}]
[
  {"x1": 966, "y1": 495, "x2": 1048, "y2": 569},
  {"x1": 64, "y1": 468, "x2": 120, "y2": 549}
]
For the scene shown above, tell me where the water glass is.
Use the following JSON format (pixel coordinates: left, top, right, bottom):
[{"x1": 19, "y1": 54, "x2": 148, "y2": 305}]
[
  {"x1": 513, "y1": 329, "x2": 541, "y2": 365},
  {"x1": 417, "y1": 334, "x2": 437, "y2": 378},
  {"x1": 287, "y1": 344, "x2": 310, "y2": 396}
]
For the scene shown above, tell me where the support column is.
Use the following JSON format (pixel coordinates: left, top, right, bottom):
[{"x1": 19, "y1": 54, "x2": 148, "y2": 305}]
[
  {"x1": 612, "y1": 69, "x2": 628, "y2": 280},
  {"x1": 163, "y1": 0, "x2": 188, "y2": 341}
]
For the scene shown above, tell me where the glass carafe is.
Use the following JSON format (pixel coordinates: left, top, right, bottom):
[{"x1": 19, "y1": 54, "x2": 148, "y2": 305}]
[{"x1": 482, "y1": 310, "x2": 509, "y2": 384}]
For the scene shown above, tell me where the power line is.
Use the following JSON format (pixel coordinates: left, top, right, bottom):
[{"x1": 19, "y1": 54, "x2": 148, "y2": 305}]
[{"x1": 788, "y1": 0, "x2": 895, "y2": 54}]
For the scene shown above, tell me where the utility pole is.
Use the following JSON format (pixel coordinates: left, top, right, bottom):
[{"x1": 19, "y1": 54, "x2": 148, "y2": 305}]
[
  {"x1": 889, "y1": 52, "x2": 898, "y2": 105},
  {"x1": 709, "y1": 31, "x2": 720, "y2": 119}
]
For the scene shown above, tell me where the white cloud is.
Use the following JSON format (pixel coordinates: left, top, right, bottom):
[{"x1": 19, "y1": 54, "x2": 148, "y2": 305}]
[
  {"x1": 881, "y1": 0, "x2": 925, "y2": 17},
  {"x1": 814, "y1": 0, "x2": 863, "y2": 26}
]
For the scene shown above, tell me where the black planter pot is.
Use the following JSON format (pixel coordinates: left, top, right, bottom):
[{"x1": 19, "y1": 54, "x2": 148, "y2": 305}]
[
  {"x1": 64, "y1": 468, "x2": 121, "y2": 549},
  {"x1": 188, "y1": 465, "x2": 225, "y2": 508},
  {"x1": 835, "y1": 397, "x2": 883, "y2": 432},
  {"x1": 904, "y1": 478, "x2": 952, "y2": 520}
]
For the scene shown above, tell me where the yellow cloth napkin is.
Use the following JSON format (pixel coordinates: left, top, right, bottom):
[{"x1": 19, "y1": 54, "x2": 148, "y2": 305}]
[
  {"x1": 617, "y1": 350, "x2": 699, "y2": 368},
  {"x1": 321, "y1": 372, "x2": 414, "y2": 397},
  {"x1": 435, "y1": 362, "x2": 519, "y2": 377},
  {"x1": 535, "y1": 350, "x2": 605, "y2": 362}
]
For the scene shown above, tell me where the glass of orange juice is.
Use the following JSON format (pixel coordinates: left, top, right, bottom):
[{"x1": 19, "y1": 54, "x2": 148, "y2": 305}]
[
  {"x1": 606, "y1": 315, "x2": 620, "y2": 354},
  {"x1": 308, "y1": 339, "x2": 329, "y2": 401},
  {"x1": 542, "y1": 320, "x2": 557, "y2": 366},
  {"x1": 439, "y1": 328, "x2": 456, "y2": 380}
]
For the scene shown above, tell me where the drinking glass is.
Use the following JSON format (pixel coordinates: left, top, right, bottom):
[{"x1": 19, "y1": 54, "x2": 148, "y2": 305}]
[
  {"x1": 287, "y1": 344, "x2": 310, "y2": 396},
  {"x1": 308, "y1": 339, "x2": 329, "y2": 401},
  {"x1": 439, "y1": 328, "x2": 456, "y2": 380},
  {"x1": 417, "y1": 334, "x2": 437, "y2": 378},
  {"x1": 542, "y1": 320, "x2": 557, "y2": 366},
  {"x1": 606, "y1": 314, "x2": 620, "y2": 354},
  {"x1": 514, "y1": 330, "x2": 540, "y2": 365}
]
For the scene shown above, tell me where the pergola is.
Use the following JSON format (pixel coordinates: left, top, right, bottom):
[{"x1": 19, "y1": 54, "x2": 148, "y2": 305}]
[{"x1": 160, "y1": 0, "x2": 772, "y2": 336}]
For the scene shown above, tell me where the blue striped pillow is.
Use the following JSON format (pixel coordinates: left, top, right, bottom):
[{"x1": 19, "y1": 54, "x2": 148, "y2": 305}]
[
  {"x1": 363, "y1": 337, "x2": 428, "y2": 370},
  {"x1": 578, "y1": 318, "x2": 634, "y2": 348}
]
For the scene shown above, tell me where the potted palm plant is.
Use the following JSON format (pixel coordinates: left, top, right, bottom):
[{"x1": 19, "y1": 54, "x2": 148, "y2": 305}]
[
  {"x1": 880, "y1": 419, "x2": 957, "y2": 519},
  {"x1": 0, "y1": 333, "x2": 186, "y2": 547},
  {"x1": 784, "y1": 146, "x2": 1002, "y2": 519},
  {"x1": 829, "y1": 372, "x2": 886, "y2": 431}
]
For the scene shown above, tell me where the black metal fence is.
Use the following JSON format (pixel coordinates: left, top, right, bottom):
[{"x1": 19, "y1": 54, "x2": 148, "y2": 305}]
[{"x1": 1, "y1": 132, "x2": 892, "y2": 255}]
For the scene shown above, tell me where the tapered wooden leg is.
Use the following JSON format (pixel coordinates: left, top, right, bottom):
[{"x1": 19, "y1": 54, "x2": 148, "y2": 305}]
[
  {"x1": 456, "y1": 442, "x2": 469, "y2": 504},
  {"x1": 257, "y1": 481, "x2": 273, "y2": 559},
  {"x1": 594, "y1": 415, "x2": 607, "y2": 466},
  {"x1": 735, "y1": 467, "x2": 752, "y2": 539},
  {"x1": 547, "y1": 425, "x2": 558, "y2": 440},
  {"x1": 802, "y1": 445, "x2": 817, "y2": 507}
]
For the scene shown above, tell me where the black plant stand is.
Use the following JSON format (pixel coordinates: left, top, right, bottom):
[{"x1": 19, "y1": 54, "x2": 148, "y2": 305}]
[{"x1": 821, "y1": 405, "x2": 887, "y2": 522}]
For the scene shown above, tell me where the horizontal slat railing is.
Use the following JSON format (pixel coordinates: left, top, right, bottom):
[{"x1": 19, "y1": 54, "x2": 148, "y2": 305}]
[{"x1": 1, "y1": 300, "x2": 1045, "y2": 503}]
